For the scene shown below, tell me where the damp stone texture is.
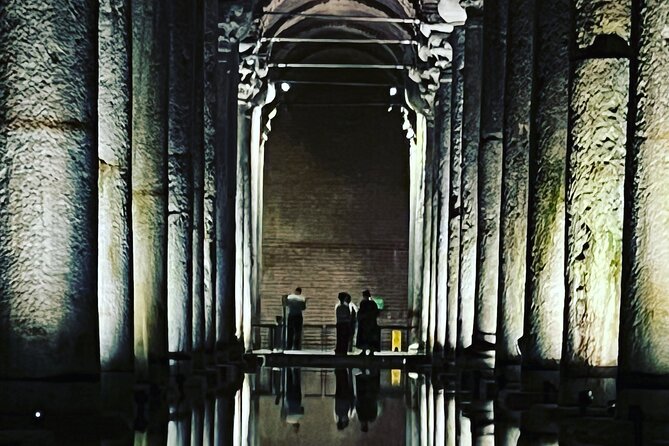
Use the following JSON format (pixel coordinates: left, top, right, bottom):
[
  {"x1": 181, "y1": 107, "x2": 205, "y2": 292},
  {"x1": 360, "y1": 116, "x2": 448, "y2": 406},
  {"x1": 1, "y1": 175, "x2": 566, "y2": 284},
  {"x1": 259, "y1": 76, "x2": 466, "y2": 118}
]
[
  {"x1": 132, "y1": 0, "x2": 169, "y2": 381},
  {"x1": 497, "y1": 0, "x2": 534, "y2": 367},
  {"x1": 0, "y1": 0, "x2": 99, "y2": 378},
  {"x1": 474, "y1": 0, "x2": 508, "y2": 348},
  {"x1": 563, "y1": 0, "x2": 630, "y2": 374},
  {"x1": 167, "y1": 0, "x2": 194, "y2": 358},
  {"x1": 523, "y1": 0, "x2": 570, "y2": 369},
  {"x1": 619, "y1": 0, "x2": 669, "y2": 380},
  {"x1": 457, "y1": 10, "x2": 483, "y2": 350},
  {"x1": 98, "y1": 0, "x2": 133, "y2": 373}
]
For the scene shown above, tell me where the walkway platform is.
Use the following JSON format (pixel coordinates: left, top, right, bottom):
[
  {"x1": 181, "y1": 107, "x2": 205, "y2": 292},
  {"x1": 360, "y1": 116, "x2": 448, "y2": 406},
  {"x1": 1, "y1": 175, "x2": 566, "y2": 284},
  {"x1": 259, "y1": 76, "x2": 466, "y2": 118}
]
[{"x1": 246, "y1": 349, "x2": 432, "y2": 370}]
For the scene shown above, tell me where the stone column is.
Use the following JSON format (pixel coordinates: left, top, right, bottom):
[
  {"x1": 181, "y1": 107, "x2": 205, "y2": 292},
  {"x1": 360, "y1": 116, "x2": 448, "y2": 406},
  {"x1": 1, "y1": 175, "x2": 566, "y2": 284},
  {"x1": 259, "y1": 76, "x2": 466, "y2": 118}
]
[
  {"x1": 0, "y1": 0, "x2": 99, "y2": 378},
  {"x1": 215, "y1": 3, "x2": 248, "y2": 348},
  {"x1": 422, "y1": 126, "x2": 436, "y2": 349},
  {"x1": 458, "y1": 5, "x2": 483, "y2": 351},
  {"x1": 447, "y1": 27, "x2": 465, "y2": 356},
  {"x1": 98, "y1": 0, "x2": 133, "y2": 373},
  {"x1": 167, "y1": 0, "x2": 195, "y2": 361},
  {"x1": 191, "y1": 0, "x2": 206, "y2": 365},
  {"x1": 132, "y1": 0, "x2": 169, "y2": 381},
  {"x1": 562, "y1": 0, "x2": 630, "y2": 405},
  {"x1": 619, "y1": 0, "x2": 669, "y2": 386},
  {"x1": 203, "y1": 0, "x2": 218, "y2": 354},
  {"x1": 236, "y1": 100, "x2": 252, "y2": 350},
  {"x1": 522, "y1": 0, "x2": 570, "y2": 373},
  {"x1": 435, "y1": 77, "x2": 452, "y2": 357},
  {"x1": 496, "y1": 0, "x2": 534, "y2": 372},
  {"x1": 474, "y1": 0, "x2": 508, "y2": 349}
]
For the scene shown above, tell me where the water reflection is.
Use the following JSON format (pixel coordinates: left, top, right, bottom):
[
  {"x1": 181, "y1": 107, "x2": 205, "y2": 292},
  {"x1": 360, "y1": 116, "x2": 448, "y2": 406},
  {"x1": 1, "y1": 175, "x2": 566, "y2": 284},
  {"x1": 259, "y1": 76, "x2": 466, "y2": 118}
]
[{"x1": 2, "y1": 368, "x2": 661, "y2": 445}]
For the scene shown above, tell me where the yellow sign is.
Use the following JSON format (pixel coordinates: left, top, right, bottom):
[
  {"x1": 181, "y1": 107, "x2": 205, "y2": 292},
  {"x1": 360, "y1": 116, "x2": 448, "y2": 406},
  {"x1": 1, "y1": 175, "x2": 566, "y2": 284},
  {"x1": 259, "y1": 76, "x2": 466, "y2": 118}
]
[{"x1": 392, "y1": 329, "x2": 402, "y2": 352}]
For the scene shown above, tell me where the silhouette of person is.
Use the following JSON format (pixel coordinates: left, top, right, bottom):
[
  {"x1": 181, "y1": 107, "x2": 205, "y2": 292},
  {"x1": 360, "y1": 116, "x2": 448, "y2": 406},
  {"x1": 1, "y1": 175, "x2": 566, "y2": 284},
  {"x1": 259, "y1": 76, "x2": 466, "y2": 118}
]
[
  {"x1": 356, "y1": 289, "x2": 380, "y2": 354},
  {"x1": 282, "y1": 367, "x2": 304, "y2": 432},
  {"x1": 335, "y1": 292, "x2": 352, "y2": 355},
  {"x1": 285, "y1": 287, "x2": 306, "y2": 350},
  {"x1": 355, "y1": 369, "x2": 380, "y2": 433},
  {"x1": 334, "y1": 368, "x2": 355, "y2": 430}
]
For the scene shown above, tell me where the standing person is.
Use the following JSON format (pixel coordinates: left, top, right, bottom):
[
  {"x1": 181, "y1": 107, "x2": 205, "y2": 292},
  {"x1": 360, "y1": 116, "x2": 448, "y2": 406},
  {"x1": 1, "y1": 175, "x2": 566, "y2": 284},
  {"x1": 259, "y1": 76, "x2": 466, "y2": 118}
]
[
  {"x1": 285, "y1": 287, "x2": 306, "y2": 350},
  {"x1": 346, "y1": 294, "x2": 358, "y2": 352},
  {"x1": 356, "y1": 289, "x2": 380, "y2": 355},
  {"x1": 335, "y1": 292, "x2": 352, "y2": 355}
]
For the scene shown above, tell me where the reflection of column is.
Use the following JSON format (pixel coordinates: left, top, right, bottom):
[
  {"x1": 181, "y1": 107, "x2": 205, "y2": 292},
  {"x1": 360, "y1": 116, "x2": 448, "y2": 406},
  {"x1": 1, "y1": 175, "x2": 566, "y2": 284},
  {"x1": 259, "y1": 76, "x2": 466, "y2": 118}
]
[
  {"x1": 167, "y1": 0, "x2": 194, "y2": 361},
  {"x1": 167, "y1": 403, "x2": 191, "y2": 446},
  {"x1": 474, "y1": 0, "x2": 508, "y2": 348},
  {"x1": 471, "y1": 401, "x2": 494, "y2": 446},
  {"x1": 214, "y1": 393, "x2": 235, "y2": 446},
  {"x1": 0, "y1": 0, "x2": 99, "y2": 378},
  {"x1": 445, "y1": 394, "x2": 456, "y2": 446},
  {"x1": 523, "y1": 0, "x2": 570, "y2": 371},
  {"x1": 458, "y1": 406, "x2": 473, "y2": 446},
  {"x1": 562, "y1": 0, "x2": 630, "y2": 404},
  {"x1": 191, "y1": 0, "x2": 206, "y2": 365},
  {"x1": 447, "y1": 27, "x2": 465, "y2": 356},
  {"x1": 497, "y1": 0, "x2": 534, "y2": 370},
  {"x1": 619, "y1": 0, "x2": 669, "y2": 386},
  {"x1": 99, "y1": 0, "x2": 133, "y2": 373},
  {"x1": 458, "y1": 8, "x2": 483, "y2": 350},
  {"x1": 203, "y1": 0, "x2": 218, "y2": 354},
  {"x1": 132, "y1": 0, "x2": 169, "y2": 381}
]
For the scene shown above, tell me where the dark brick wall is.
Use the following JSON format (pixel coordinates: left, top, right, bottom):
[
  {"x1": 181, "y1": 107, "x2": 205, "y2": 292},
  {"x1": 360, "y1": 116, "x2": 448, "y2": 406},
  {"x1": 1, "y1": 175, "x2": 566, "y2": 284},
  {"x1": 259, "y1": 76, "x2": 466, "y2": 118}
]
[{"x1": 259, "y1": 100, "x2": 410, "y2": 348}]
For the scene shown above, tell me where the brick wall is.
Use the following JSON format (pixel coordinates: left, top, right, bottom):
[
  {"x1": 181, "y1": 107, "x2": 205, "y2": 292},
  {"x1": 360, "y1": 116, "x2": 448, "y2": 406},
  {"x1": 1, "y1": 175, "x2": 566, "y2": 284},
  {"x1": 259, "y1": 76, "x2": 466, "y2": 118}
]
[{"x1": 259, "y1": 99, "x2": 410, "y2": 349}]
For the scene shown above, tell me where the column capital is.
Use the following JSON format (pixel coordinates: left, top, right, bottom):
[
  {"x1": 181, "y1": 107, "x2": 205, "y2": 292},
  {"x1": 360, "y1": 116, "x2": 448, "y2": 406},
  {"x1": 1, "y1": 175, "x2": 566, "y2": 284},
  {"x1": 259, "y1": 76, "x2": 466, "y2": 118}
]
[
  {"x1": 408, "y1": 31, "x2": 453, "y2": 122},
  {"x1": 218, "y1": 1, "x2": 253, "y2": 45}
]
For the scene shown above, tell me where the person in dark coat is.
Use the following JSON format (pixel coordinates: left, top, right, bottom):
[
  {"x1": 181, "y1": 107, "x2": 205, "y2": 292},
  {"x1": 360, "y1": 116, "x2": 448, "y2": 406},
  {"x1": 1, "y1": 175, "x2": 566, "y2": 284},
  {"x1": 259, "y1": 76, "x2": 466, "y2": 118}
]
[
  {"x1": 335, "y1": 292, "x2": 352, "y2": 355},
  {"x1": 356, "y1": 289, "x2": 380, "y2": 355}
]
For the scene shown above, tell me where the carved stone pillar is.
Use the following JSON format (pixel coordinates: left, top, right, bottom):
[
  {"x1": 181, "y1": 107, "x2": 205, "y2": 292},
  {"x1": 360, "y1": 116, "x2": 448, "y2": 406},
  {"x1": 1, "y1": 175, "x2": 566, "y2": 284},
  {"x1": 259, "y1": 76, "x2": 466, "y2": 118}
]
[
  {"x1": 0, "y1": 0, "x2": 99, "y2": 378},
  {"x1": 562, "y1": 0, "x2": 631, "y2": 405}
]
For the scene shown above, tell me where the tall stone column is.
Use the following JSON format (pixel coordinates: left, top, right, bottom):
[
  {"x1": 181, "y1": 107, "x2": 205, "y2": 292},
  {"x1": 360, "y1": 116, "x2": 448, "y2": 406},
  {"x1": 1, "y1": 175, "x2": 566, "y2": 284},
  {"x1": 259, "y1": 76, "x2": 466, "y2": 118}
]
[
  {"x1": 236, "y1": 100, "x2": 252, "y2": 350},
  {"x1": 458, "y1": 5, "x2": 483, "y2": 351},
  {"x1": 98, "y1": 0, "x2": 133, "y2": 373},
  {"x1": 0, "y1": 0, "x2": 99, "y2": 378},
  {"x1": 203, "y1": 0, "x2": 218, "y2": 354},
  {"x1": 447, "y1": 27, "x2": 465, "y2": 356},
  {"x1": 435, "y1": 77, "x2": 452, "y2": 356},
  {"x1": 562, "y1": 0, "x2": 630, "y2": 405},
  {"x1": 496, "y1": 0, "x2": 534, "y2": 371},
  {"x1": 167, "y1": 0, "x2": 195, "y2": 361},
  {"x1": 619, "y1": 0, "x2": 669, "y2": 386},
  {"x1": 215, "y1": 3, "x2": 248, "y2": 348},
  {"x1": 191, "y1": 0, "x2": 206, "y2": 364},
  {"x1": 422, "y1": 126, "x2": 436, "y2": 349},
  {"x1": 522, "y1": 0, "x2": 570, "y2": 373},
  {"x1": 132, "y1": 0, "x2": 169, "y2": 381},
  {"x1": 474, "y1": 0, "x2": 508, "y2": 349}
]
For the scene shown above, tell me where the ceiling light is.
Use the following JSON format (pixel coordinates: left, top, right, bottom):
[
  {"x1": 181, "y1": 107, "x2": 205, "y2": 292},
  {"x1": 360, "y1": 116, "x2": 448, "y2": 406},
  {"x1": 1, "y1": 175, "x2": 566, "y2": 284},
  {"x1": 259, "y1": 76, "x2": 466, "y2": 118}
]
[
  {"x1": 280, "y1": 82, "x2": 291, "y2": 92},
  {"x1": 389, "y1": 87, "x2": 398, "y2": 96}
]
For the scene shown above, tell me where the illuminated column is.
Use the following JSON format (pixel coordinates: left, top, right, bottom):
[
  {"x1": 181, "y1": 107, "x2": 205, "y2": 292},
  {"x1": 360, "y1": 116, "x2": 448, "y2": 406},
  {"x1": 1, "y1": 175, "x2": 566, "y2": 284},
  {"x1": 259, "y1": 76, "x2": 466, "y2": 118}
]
[
  {"x1": 167, "y1": 0, "x2": 194, "y2": 361},
  {"x1": 132, "y1": 0, "x2": 169, "y2": 381},
  {"x1": 435, "y1": 77, "x2": 452, "y2": 356},
  {"x1": 215, "y1": 3, "x2": 249, "y2": 348},
  {"x1": 523, "y1": 0, "x2": 570, "y2": 372},
  {"x1": 0, "y1": 0, "x2": 99, "y2": 378},
  {"x1": 562, "y1": 0, "x2": 630, "y2": 404},
  {"x1": 496, "y1": 0, "x2": 535, "y2": 371},
  {"x1": 191, "y1": 0, "x2": 206, "y2": 365},
  {"x1": 98, "y1": 0, "x2": 133, "y2": 372},
  {"x1": 458, "y1": 5, "x2": 483, "y2": 350},
  {"x1": 447, "y1": 27, "x2": 465, "y2": 356},
  {"x1": 203, "y1": 0, "x2": 218, "y2": 354},
  {"x1": 422, "y1": 126, "x2": 436, "y2": 349},
  {"x1": 474, "y1": 0, "x2": 508, "y2": 350},
  {"x1": 619, "y1": 0, "x2": 669, "y2": 386},
  {"x1": 235, "y1": 101, "x2": 251, "y2": 344}
]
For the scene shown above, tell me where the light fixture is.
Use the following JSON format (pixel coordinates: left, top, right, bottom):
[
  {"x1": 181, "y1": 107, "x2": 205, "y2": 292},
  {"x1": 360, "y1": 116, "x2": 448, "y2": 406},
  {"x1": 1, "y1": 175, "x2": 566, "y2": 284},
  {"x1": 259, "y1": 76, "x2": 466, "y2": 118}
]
[
  {"x1": 34, "y1": 411, "x2": 41, "y2": 418},
  {"x1": 389, "y1": 87, "x2": 398, "y2": 96},
  {"x1": 280, "y1": 82, "x2": 291, "y2": 92}
]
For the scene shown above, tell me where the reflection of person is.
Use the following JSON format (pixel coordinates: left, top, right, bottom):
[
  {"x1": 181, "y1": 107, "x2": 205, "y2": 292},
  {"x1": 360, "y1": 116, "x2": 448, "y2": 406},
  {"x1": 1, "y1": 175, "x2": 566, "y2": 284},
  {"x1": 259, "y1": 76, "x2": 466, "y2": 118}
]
[
  {"x1": 335, "y1": 292, "x2": 352, "y2": 355},
  {"x1": 285, "y1": 288, "x2": 306, "y2": 350},
  {"x1": 282, "y1": 367, "x2": 304, "y2": 433},
  {"x1": 334, "y1": 368, "x2": 355, "y2": 430},
  {"x1": 355, "y1": 369, "x2": 380, "y2": 433},
  {"x1": 356, "y1": 289, "x2": 380, "y2": 354}
]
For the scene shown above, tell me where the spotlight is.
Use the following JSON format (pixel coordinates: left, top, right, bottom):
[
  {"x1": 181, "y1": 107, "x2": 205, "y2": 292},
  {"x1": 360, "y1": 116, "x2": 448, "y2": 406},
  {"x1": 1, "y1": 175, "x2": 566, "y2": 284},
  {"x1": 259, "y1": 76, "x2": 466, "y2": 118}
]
[
  {"x1": 34, "y1": 411, "x2": 41, "y2": 418},
  {"x1": 280, "y1": 82, "x2": 291, "y2": 92},
  {"x1": 389, "y1": 87, "x2": 398, "y2": 96}
]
